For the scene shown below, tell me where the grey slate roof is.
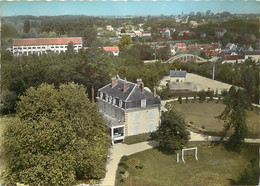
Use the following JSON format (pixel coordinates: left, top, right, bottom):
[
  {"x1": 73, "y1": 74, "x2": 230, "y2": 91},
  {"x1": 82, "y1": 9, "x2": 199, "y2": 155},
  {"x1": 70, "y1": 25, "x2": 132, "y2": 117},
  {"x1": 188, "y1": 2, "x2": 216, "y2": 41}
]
[
  {"x1": 170, "y1": 70, "x2": 187, "y2": 78},
  {"x1": 98, "y1": 77, "x2": 161, "y2": 109}
]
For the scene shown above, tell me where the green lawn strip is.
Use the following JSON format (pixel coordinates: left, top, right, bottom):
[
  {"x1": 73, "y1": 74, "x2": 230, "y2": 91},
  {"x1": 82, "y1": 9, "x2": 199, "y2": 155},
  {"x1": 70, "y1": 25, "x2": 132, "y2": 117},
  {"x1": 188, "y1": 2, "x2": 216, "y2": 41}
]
[
  {"x1": 115, "y1": 142, "x2": 259, "y2": 186},
  {"x1": 124, "y1": 133, "x2": 153, "y2": 145},
  {"x1": 172, "y1": 101, "x2": 259, "y2": 138}
]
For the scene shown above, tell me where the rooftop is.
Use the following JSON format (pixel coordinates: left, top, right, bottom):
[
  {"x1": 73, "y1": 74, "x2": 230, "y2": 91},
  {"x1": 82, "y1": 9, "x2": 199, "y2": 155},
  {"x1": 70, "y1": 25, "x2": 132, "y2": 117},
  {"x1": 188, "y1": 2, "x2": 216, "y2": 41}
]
[
  {"x1": 13, "y1": 37, "x2": 82, "y2": 46},
  {"x1": 170, "y1": 70, "x2": 187, "y2": 78}
]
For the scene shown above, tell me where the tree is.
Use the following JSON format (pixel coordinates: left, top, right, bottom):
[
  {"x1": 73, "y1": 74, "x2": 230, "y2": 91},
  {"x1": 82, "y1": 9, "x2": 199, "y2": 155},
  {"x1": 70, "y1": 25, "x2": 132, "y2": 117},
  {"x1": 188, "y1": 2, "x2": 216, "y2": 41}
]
[
  {"x1": 154, "y1": 108, "x2": 190, "y2": 153},
  {"x1": 66, "y1": 42, "x2": 75, "y2": 56},
  {"x1": 0, "y1": 90, "x2": 17, "y2": 115},
  {"x1": 217, "y1": 86, "x2": 250, "y2": 151},
  {"x1": 2, "y1": 24, "x2": 17, "y2": 38},
  {"x1": 1, "y1": 83, "x2": 110, "y2": 185},
  {"x1": 118, "y1": 35, "x2": 131, "y2": 51},
  {"x1": 23, "y1": 20, "x2": 30, "y2": 34}
]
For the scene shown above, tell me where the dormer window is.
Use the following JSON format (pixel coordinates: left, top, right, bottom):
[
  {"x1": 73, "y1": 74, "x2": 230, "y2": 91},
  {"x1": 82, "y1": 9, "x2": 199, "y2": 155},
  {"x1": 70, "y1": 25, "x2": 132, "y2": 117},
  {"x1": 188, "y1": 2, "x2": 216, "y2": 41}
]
[
  {"x1": 113, "y1": 98, "x2": 116, "y2": 105},
  {"x1": 141, "y1": 100, "x2": 146, "y2": 108},
  {"x1": 119, "y1": 100, "x2": 122, "y2": 108}
]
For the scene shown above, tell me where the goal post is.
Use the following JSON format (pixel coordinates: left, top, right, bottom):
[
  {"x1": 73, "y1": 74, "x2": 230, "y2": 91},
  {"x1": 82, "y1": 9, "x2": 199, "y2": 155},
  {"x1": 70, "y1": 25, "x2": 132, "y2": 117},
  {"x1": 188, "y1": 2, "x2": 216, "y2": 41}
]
[{"x1": 181, "y1": 147, "x2": 198, "y2": 163}]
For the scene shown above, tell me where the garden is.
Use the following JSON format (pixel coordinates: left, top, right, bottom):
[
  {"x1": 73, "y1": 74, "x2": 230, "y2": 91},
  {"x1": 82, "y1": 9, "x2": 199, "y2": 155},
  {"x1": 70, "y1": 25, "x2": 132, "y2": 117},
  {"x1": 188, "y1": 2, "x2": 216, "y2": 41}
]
[
  {"x1": 115, "y1": 142, "x2": 259, "y2": 185},
  {"x1": 168, "y1": 100, "x2": 259, "y2": 138}
]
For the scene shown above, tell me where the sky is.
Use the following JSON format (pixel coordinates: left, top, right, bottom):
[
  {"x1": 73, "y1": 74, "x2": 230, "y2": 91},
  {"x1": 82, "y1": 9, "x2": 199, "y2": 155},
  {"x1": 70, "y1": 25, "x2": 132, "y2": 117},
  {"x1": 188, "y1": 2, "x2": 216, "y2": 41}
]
[{"x1": 1, "y1": 1, "x2": 259, "y2": 17}]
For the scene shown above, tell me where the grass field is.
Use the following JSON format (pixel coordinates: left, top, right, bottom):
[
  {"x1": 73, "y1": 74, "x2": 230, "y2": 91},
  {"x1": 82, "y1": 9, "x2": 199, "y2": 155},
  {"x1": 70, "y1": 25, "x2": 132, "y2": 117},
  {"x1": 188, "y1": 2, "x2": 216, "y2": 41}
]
[
  {"x1": 171, "y1": 101, "x2": 259, "y2": 138},
  {"x1": 115, "y1": 142, "x2": 259, "y2": 186}
]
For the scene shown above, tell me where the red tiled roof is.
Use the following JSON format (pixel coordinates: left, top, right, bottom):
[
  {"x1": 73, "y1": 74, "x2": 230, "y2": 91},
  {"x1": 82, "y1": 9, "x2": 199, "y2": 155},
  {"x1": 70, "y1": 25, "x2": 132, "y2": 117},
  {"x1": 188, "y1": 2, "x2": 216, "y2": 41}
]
[
  {"x1": 103, "y1": 47, "x2": 119, "y2": 52},
  {"x1": 244, "y1": 51, "x2": 260, "y2": 55},
  {"x1": 175, "y1": 43, "x2": 186, "y2": 47},
  {"x1": 224, "y1": 55, "x2": 244, "y2": 60},
  {"x1": 13, "y1": 37, "x2": 82, "y2": 46}
]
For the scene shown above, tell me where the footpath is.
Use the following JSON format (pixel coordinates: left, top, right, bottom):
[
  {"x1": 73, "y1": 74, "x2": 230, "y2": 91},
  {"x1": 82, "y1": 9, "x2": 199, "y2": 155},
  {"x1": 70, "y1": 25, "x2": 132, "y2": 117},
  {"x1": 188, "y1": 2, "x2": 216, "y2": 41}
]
[{"x1": 101, "y1": 131, "x2": 260, "y2": 186}]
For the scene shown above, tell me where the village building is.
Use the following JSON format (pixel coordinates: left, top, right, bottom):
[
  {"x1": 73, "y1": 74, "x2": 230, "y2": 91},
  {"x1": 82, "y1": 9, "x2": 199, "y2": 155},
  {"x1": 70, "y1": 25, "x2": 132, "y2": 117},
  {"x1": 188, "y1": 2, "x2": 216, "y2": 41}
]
[
  {"x1": 215, "y1": 28, "x2": 227, "y2": 38},
  {"x1": 244, "y1": 51, "x2": 260, "y2": 62},
  {"x1": 174, "y1": 43, "x2": 187, "y2": 51},
  {"x1": 170, "y1": 70, "x2": 187, "y2": 82},
  {"x1": 12, "y1": 37, "x2": 83, "y2": 56},
  {"x1": 103, "y1": 46, "x2": 119, "y2": 56},
  {"x1": 96, "y1": 76, "x2": 161, "y2": 144},
  {"x1": 168, "y1": 70, "x2": 197, "y2": 92}
]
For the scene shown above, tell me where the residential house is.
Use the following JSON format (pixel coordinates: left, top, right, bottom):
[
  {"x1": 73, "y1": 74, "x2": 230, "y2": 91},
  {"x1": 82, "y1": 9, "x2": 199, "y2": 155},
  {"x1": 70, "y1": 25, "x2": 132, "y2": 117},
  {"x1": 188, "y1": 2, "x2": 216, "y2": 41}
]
[
  {"x1": 134, "y1": 31, "x2": 142, "y2": 37},
  {"x1": 142, "y1": 32, "x2": 152, "y2": 37},
  {"x1": 103, "y1": 46, "x2": 119, "y2": 56},
  {"x1": 106, "y1": 25, "x2": 114, "y2": 31},
  {"x1": 170, "y1": 70, "x2": 187, "y2": 82},
  {"x1": 97, "y1": 76, "x2": 161, "y2": 143},
  {"x1": 12, "y1": 37, "x2": 83, "y2": 56},
  {"x1": 215, "y1": 28, "x2": 226, "y2": 38},
  {"x1": 174, "y1": 43, "x2": 187, "y2": 51},
  {"x1": 189, "y1": 21, "x2": 198, "y2": 28},
  {"x1": 168, "y1": 70, "x2": 197, "y2": 92},
  {"x1": 222, "y1": 55, "x2": 245, "y2": 64},
  {"x1": 225, "y1": 43, "x2": 237, "y2": 51},
  {"x1": 244, "y1": 51, "x2": 260, "y2": 62}
]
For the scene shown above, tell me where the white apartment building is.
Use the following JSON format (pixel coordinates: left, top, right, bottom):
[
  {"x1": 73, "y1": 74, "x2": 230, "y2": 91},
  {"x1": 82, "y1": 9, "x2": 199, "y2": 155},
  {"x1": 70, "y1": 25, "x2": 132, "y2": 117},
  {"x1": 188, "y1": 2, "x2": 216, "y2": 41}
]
[{"x1": 12, "y1": 37, "x2": 83, "y2": 56}]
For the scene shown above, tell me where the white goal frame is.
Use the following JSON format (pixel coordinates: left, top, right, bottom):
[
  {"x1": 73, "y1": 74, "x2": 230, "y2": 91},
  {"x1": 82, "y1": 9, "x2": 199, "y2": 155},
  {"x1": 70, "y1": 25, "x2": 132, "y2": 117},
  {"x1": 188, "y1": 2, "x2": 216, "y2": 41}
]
[{"x1": 181, "y1": 147, "x2": 198, "y2": 163}]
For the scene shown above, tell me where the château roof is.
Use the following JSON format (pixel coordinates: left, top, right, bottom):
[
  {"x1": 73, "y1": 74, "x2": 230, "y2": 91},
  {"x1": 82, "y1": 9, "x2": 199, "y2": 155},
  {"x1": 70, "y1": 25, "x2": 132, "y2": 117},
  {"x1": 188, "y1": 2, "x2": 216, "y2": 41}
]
[{"x1": 98, "y1": 76, "x2": 161, "y2": 109}]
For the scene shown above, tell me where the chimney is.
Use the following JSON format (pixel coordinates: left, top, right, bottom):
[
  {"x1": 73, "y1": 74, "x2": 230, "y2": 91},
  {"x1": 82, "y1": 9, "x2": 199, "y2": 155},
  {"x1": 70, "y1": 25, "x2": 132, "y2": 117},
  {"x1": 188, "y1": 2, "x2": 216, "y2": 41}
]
[
  {"x1": 136, "y1": 78, "x2": 142, "y2": 87},
  {"x1": 140, "y1": 82, "x2": 144, "y2": 92},
  {"x1": 123, "y1": 82, "x2": 128, "y2": 93},
  {"x1": 111, "y1": 77, "x2": 117, "y2": 88},
  {"x1": 154, "y1": 87, "x2": 157, "y2": 96}
]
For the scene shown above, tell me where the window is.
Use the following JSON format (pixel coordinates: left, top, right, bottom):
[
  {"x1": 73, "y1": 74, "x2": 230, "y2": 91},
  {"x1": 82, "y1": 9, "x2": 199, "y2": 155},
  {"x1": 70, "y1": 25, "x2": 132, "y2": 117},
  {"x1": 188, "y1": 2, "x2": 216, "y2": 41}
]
[
  {"x1": 32, "y1": 47, "x2": 36, "y2": 49},
  {"x1": 109, "y1": 96, "x2": 112, "y2": 104},
  {"x1": 23, "y1": 47, "x2": 27, "y2": 49},
  {"x1": 113, "y1": 98, "x2": 116, "y2": 105},
  {"x1": 105, "y1": 94, "x2": 108, "y2": 102},
  {"x1": 141, "y1": 100, "x2": 146, "y2": 108},
  {"x1": 42, "y1": 47, "x2": 46, "y2": 49},
  {"x1": 14, "y1": 47, "x2": 17, "y2": 49},
  {"x1": 119, "y1": 100, "x2": 122, "y2": 107},
  {"x1": 65, "y1": 46, "x2": 68, "y2": 48},
  {"x1": 148, "y1": 111, "x2": 154, "y2": 120},
  {"x1": 134, "y1": 112, "x2": 139, "y2": 122},
  {"x1": 55, "y1": 46, "x2": 59, "y2": 48},
  {"x1": 100, "y1": 92, "x2": 103, "y2": 99},
  {"x1": 28, "y1": 47, "x2": 31, "y2": 49},
  {"x1": 60, "y1": 46, "x2": 64, "y2": 48},
  {"x1": 51, "y1": 46, "x2": 54, "y2": 48},
  {"x1": 148, "y1": 123, "x2": 153, "y2": 132},
  {"x1": 37, "y1": 47, "x2": 41, "y2": 49},
  {"x1": 133, "y1": 126, "x2": 139, "y2": 135}
]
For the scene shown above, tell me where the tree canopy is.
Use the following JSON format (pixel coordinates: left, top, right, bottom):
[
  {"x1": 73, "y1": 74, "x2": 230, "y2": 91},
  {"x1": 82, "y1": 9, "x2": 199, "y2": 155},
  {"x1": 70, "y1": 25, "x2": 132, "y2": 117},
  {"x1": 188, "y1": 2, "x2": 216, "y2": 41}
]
[
  {"x1": 1, "y1": 83, "x2": 110, "y2": 185},
  {"x1": 154, "y1": 108, "x2": 190, "y2": 153},
  {"x1": 217, "y1": 86, "x2": 250, "y2": 151}
]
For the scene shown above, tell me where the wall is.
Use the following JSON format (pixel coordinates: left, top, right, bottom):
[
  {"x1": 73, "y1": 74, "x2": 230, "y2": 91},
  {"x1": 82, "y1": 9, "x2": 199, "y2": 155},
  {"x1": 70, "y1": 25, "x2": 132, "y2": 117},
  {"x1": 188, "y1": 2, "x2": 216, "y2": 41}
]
[{"x1": 126, "y1": 107, "x2": 160, "y2": 136}]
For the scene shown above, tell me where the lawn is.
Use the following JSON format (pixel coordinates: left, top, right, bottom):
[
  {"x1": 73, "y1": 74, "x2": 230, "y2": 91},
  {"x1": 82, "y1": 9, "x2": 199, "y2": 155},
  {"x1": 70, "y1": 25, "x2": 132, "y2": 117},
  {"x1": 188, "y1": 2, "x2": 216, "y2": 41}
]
[
  {"x1": 171, "y1": 101, "x2": 259, "y2": 138},
  {"x1": 115, "y1": 142, "x2": 259, "y2": 185}
]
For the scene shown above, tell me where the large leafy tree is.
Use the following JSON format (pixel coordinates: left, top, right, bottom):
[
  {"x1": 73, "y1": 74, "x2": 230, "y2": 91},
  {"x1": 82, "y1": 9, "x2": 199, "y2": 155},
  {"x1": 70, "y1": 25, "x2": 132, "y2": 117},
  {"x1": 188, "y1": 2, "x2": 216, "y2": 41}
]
[
  {"x1": 217, "y1": 86, "x2": 250, "y2": 151},
  {"x1": 1, "y1": 83, "x2": 110, "y2": 185},
  {"x1": 154, "y1": 108, "x2": 190, "y2": 153},
  {"x1": 118, "y1": 35, "x2": 131, "y2": 51}
]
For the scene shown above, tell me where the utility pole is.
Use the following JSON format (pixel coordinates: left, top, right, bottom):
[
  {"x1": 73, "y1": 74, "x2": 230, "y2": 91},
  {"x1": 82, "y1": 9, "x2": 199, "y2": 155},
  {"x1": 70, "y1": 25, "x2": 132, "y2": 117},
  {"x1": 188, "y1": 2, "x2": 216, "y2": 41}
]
[{"x1": 212, "y1": 63, "x2": 215, "y2": 80}]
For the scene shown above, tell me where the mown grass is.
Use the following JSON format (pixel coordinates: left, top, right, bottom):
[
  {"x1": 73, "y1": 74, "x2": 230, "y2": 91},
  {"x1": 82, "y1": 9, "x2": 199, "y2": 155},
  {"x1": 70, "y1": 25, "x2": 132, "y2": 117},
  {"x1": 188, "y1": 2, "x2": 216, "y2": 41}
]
[
  {"x1": 171, "y1": 100, "x2": 259, "y2": 138},
  {"x1": 124, "y1": 133, "x2": 153, "y2": 145},
  {"x1": 115, "y1": 142, "x2": 259, "y2": 186}
]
